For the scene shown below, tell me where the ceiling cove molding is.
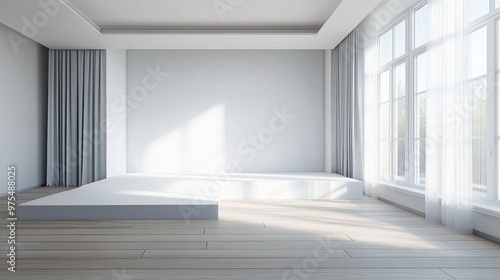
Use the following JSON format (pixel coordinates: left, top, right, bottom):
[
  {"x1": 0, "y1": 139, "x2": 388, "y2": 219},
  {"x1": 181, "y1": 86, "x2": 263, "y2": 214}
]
[
  {"x1": 60, "y1": 0, "x2": 101, "y2": 33},
  {"x1": 99, "y1": 26, "x2": 321, "y2": 35}
]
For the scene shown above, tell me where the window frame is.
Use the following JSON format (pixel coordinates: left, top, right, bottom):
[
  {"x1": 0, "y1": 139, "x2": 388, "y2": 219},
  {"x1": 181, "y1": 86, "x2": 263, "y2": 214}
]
[
  {"x1": 376, "y1": 0, "x2": 500, "y2": 204},
  {"x1": 465, "y1": 0, "x2": 500, "y2": 204},
  {"x1": 377, "y1": 1, "x2": 428, "y2": 190}
]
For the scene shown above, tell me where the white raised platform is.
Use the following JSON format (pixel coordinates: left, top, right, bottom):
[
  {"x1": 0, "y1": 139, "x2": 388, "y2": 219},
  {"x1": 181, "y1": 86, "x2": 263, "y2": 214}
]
[
  {"x1": 18, "y1": 173, "x2": 363, "y2": 220},
  {"x1": 216, "y1": 172, "x2": 363, "y2": 199}
]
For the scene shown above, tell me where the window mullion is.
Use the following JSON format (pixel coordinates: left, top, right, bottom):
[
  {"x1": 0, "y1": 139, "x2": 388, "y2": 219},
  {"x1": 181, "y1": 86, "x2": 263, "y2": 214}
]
[
  {"x1": 487, "y1": 18, "x2": 497, "y2": 201},
  {"x1": 407, "y1": 7, "x2": 415, "y2": 186}
]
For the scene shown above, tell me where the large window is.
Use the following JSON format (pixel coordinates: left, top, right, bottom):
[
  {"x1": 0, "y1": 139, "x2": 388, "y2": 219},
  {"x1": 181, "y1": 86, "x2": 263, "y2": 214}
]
[
  {"x1": 466, "y1": 0, "x2": 500, "y2": 202},
  {"x1": 377, "y1": 0, "x2": 500, "y2": 203},
  {"x1": 378, "y1": 3, "x2": 427, "y2": 189}
]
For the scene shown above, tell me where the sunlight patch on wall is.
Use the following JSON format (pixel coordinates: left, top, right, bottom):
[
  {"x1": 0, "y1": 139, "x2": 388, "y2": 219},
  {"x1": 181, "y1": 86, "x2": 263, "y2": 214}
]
[{"x1": 143, "y1": 104, "x2": 226, "y2": 173}]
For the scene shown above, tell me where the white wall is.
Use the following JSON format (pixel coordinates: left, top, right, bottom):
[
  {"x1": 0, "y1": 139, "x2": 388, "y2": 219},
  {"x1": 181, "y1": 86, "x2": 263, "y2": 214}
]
[
  {"x1": 126, "y1": 50, "x2": 324, "y2": 173},
  {"x1": 106, "y1": 49, "x2": 127, "y2": 178},
  {"x1": 0, "y1": 23, "x2": 48, "y2": 195}
]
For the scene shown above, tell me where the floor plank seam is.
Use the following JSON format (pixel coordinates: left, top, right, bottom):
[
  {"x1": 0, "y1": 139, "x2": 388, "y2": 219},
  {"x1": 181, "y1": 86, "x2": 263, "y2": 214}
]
[
  {"x1": 344, "y1": 249, "x2": 353, "y2": 258},
  {"x1": 438, "y1": 268, "x2": 457, "y2": 279},
  {"x1": 9, "y1": 267, "x2": 499, "y2": 271}
]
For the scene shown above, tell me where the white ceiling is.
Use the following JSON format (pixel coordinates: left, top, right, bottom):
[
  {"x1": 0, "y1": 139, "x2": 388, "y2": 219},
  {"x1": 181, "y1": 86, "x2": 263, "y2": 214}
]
[{"x1": 0, "y1": 0, "x2": 382, "y2": 49}]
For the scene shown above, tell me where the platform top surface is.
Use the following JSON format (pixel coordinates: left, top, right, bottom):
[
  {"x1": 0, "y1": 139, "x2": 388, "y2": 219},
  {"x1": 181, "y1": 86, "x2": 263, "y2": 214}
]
[{"x1": 20, "y1": 172, "x2": 359, "y2": 206}]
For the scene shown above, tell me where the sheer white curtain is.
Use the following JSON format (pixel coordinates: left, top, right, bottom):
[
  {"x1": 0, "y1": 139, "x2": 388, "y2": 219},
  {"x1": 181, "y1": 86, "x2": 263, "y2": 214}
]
[
  {"x1": 363, "y1": 45, "x2": 380, "y2": 197},
  {"x1": 360, "y1": 13, "x2": 382, "y2": 199},
  {"x1": 426, "y1": 0, "x2": 473, "y2": 233}
]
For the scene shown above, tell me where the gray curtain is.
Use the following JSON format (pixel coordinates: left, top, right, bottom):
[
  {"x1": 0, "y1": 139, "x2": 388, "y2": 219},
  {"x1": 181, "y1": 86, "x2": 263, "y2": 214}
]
[
  {"x1": 331, "y1": 29, "x2": 364, "y2": 180},
  {"x1": 47, "y1": 49, "x2": 106, "y2": 187}
]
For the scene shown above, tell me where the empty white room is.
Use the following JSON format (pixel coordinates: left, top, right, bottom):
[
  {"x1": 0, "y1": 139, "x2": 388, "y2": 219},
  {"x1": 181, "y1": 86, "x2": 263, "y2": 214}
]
[{"x1": 0, "y1": 0, "x2": 500, "y2": 279}]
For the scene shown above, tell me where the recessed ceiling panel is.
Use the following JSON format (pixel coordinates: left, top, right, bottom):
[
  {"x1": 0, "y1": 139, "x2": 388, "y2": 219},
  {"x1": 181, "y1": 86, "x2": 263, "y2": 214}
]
[
  {"x1": 0, "y1": 0, "x2": 383, "y2": 49},
  {"x1": 70, "y1": 0, "x2": 342, "y2": 30}
]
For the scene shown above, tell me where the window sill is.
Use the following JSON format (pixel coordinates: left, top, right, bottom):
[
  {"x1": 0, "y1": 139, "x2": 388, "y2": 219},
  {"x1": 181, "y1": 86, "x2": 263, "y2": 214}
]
[
  {"x1": 378, "y1": 182, "x2": 500, "y2": 218},
  {"x1": 474, "y1": 202, "x2": 500, "y2": 219},
  {"x1": 377, "y1": 181, "x2": 425, "y2": 198}
]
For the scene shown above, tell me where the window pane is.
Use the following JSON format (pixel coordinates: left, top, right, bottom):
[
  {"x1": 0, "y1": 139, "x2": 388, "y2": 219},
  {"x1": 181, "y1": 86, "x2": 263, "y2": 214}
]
[
  {"x1": 380, "y1": 140, "x2": 390, "y2": 178},
  {"x1": 394, "y1": 20, "x2": 406, "y2": 58},
  {"x1": 380, "y1": 70, "x2": 390, "y2": 103},
  {"x1": 497, "y1": 0, "x2": 500, "y2": 9},
  {"x1": 415, "y1": 4, "x2": 428, "y2": 48},
  {"x1": 416, "y1": 53, "x2": 427, "y2": 93},
  {"x1": 380, "y1": 103, "x2": 390, "y2": 139},
  {"x1": 380, "y1": 30, "x2": 393, "y2": 66},
  {"x1": 395, "y1": 139, "x2": 406, "y2": 178},
  {"x1": 469, "y1": 77, "x2": 487, "y2": 189},
  {"x1": 470, "y1": 78, "x2": 487, "y2": 137},
  {"x1": 468, "y1": 0, "x2": 490, "y2": 22},
  {"x1": 417, "y1": 93, "x2": 427, "y2": 138},
  {"x1": 394, "y1": 63, "x2": 406, "y2": 98},
  {"x1": 468, "y1": 26, "x2": 487, "y2": 79},
  {"x1": 472, "y1": 139, "x2": 487, "y2": 186},
  {"x1": 395, "y1": 99, "x2": 406, "y2": 138},
  {"x1": 417, "y1": 139, "x2": 426, "y2": 185}
]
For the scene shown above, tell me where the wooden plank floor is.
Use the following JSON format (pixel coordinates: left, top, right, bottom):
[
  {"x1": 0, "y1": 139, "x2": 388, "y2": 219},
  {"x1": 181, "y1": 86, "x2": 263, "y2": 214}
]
[{"x1": 1, "y1": 187, "x2": 499, "y2": 279}]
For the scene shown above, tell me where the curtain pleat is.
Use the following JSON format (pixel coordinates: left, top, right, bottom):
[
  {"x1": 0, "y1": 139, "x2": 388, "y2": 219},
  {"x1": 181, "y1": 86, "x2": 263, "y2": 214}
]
[{"x1": 47, "y1": 49, "x2": 106, "y2": 187}]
